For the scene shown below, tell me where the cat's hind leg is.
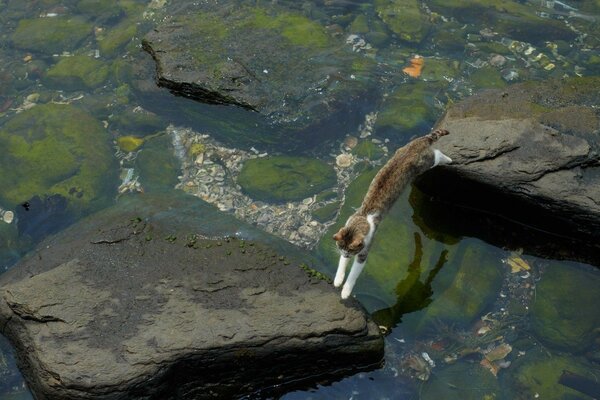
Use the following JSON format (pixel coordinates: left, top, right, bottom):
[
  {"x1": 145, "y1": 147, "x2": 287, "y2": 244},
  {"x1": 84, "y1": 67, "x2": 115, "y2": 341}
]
[
  {"x1": 334, "y1": 255, "x2": 351, "y2": 287},
  {"x1": 341, "y1": 254, "x2": 367, "y2": 299}
]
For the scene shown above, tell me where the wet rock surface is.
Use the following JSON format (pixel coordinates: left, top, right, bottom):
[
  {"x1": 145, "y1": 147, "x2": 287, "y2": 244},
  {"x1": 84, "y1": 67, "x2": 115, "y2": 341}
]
[
  {"x1": 0, "y1": 193, "x2": 382, "y2": 400},
  {"x1": 418, "y1": 77, "x2": 600, "y2": 245},
  {"x1": 141, "y1": 1, "x2": 373, "y2": 130}
]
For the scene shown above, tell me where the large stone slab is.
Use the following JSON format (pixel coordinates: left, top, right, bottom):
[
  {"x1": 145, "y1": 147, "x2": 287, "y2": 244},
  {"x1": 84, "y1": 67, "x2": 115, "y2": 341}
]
[
  {"x1": 141, "y1": 1, "x2": 374, "y2": 130},
  {"x1": 0, "y1": 193, "x2": 382, "y2": 399},
  {"x1": 417, "y1": 77, "x2": 600, "y2": 245}
]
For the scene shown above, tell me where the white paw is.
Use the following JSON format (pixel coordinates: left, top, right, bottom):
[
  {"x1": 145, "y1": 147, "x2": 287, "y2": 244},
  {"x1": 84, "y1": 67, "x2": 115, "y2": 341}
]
[
  {"x1": 333, "y1": 275, "x2": 344, "y2": 288},
  {"x1": 341, "y1": 285, "x2": 353, "y2": 299}
]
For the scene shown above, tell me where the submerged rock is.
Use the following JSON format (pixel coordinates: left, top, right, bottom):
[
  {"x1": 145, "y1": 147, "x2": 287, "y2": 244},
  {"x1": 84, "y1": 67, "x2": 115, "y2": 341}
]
[
  {"x1": 375, "y1": 0, "x2": 430, "y2": 44},
  {"x1": 141, "y1": 2, "x2": 374, "y2": 131},
  {"x1": 0, "y1": 193, "x2": 382, "y2": 399},
  {"x1": 0, "y1": 104, "x2": 117, "y2": 213},
  {"x1": 45, "y1": 55, "x2": 110, "y2": 90},
  {"x1": 427, "y1": 0, "x2": 577, "y2": 45},
  {"x1": 420, "y1": 362, "x2": 500, "y2": 400},
  {"x1": 237, "y1": 156, "x2": 336, "y2": 203},
  {"x1": 419, "y1": 77, "x2": 600, "y2": 245},
  {"x1": 11, "y1": 17, "x2": 92, "y2": 55},
  {"x1": 531, "y1": 262, "x2": 600, "y2": 352}
]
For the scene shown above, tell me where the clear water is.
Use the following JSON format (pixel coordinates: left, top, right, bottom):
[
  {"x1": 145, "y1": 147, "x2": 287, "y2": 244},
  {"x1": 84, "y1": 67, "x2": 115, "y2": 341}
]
[{"x1": 0, "y1": 1, "x2": 599, "y2": 399}]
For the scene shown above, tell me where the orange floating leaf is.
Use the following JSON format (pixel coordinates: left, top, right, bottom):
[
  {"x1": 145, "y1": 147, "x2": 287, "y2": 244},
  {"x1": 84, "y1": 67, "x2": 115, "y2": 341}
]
[{"x1": 403, "y1": 56, "x2": 424, "y2": 78}]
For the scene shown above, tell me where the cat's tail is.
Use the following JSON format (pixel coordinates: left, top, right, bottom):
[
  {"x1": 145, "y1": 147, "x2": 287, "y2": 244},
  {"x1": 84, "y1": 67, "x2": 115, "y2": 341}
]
[{"x1": 427, "y1": 128, "x2": 449, "y2": 142}]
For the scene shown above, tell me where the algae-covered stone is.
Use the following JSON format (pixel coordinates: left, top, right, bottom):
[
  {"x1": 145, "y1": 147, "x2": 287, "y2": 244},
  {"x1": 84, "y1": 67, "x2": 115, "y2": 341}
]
[
  {"x1": 420, "y1": 58, "x2": 460, "y2": 82},
  {"x1": 375, "y1": 0, "x2": 430, "y2": 44},
  {"x1": 421, "y1": 362, "x2": 500, "y2": 400},
  {"x1": 375, "y1": 83, "x2": 435, "y2": 136},
  {"x1": 312, "y1": 202, "x2": 340, "y2": 223},
  {"x1": 142, "y1": 2, "x2": 374, "y2": 132},
  {"x1": 352, "y1": 141, "x2": 384, "y2": 160},
  {"x1": 427, "y1": 0, "x2": 576, "y2": 45},
  {"x1": 470, "y1": 66, "x2": 506, "y2": 89},
  {"x1": 136, "y1": 135, "x2": 179, "y2": 193},
  {"x1": 98, "y1": 19, "x2": 138, "y2": 57},
  {"x1": 238, "y1": 156, "x2": 336, "y2": 203},
  {"x1": 12, "y1": 17, "x2": 92, "y2": 54},
  {"x1": 510, "y1": 351, "x2": 599, "y2": 400},
  {"x1": 45, "y1": 56, "x2": 110, "y2": 90},
  {"x1": 77, "y1": 0, "x2": 124, "y2": 20},
  {"x1": 416, "y1": 240, "x2": 503, "y2": 327},
  {"x1": 117, "y1": 136, "x2": 144, "y2": 152},
  {"x1": 0, "y1": 104, "x2": 117, "y2": 211},
  {"x1": 531, "y1": 262, "x2": 600, "y2": 352}
]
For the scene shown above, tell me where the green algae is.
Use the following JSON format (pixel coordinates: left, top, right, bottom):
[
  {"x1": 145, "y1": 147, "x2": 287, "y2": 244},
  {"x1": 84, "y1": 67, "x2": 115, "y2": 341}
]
[
  {"x1": 414, "y1": 240, "x2": 503, "y2": 327},
  {"x1": 509, "y1": 350, "x2": 599, "y2": 400},
  {"x1": 116, "y1": 136, "x2": 144, "y2": 152},
  {"x1": 98, "y1": 19, "x2": 138, "y2": 57},
  {"x1": 420, "y1": 58, "x2": 460, "y2": 82},
  {"x1": 470, "y1": 66, "x2": 506, "y2": 89},
  {"x1": 12, "y1": 17, "x2": 92, "y2": 55},
  {"x1": 77, "y1": 0, "x2": 124, "y2": 20},
  {"x1": 0, "y1": 104, "x2": 116, "y2": 211},
  {"x1": 45, "y1": 56, "x2": 110, "y2": 90},
  {"x1": 110, "y1": 108, "x2": 166, "y2": 136},
  {"x1": 375, "y1": 0, "x2": 430, "y2": 44},
  {"x1": 248, "y1": 9, "x2": 330, "y2": 49},
  {"x1": 531, "y1": 262, "x2": 600, "y2": 352},
  {"x1": 237, "y1": 156, "x2": 336, "y2": 203},
  {"x1": 375, "y1": 83, "x2": 434, "y2": 135},
  {"x1": 427, "y1": 0, "x2": 576, "y2": 44},
  {"x1": 312, "y1": 202, "x2": 340, "y2": 223},
  {"x1": 352, "y1": 141, "x2": 384, "y2": 160},
  {"x1": 421, "y1": 362, "x2": 500, "y2": 400},
  {"x1": 349, "y1": 14, "x2": 370, "y2": 34}
]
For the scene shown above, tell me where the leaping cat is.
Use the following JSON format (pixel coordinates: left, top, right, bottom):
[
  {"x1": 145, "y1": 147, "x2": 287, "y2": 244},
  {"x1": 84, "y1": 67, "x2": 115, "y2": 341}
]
[{"x1": 333, "y1": 129, "x2": 452, "y2": 299}]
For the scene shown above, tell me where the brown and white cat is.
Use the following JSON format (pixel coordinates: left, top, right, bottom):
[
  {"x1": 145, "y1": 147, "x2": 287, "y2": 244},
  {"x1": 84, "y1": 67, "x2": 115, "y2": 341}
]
[{"x1": 333, "y1": 129, "x2": 452, "y2": 299}]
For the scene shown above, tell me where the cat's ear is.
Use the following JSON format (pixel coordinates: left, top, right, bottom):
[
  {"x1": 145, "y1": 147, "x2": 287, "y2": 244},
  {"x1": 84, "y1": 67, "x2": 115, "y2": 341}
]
[
  {"x1": 350, "y1": 236, "x2": 364, "y2": 248},
  {"x1": 432, "y1": 149, "x2": 452, "y2": 167},
  {"x1": 333, "y1": 228, "x2": 345, "y2": 241}
]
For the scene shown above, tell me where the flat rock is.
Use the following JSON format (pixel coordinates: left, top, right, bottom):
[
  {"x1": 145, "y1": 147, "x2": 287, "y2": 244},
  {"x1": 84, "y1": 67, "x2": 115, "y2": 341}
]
[
  {"x1": 418, "y1": 77, "x2": 600, "y2": 244},
  {"x1": 141, "y1": 1, "x2": 373, "y2": 129},
  {"x1": 0, "y1": 193, "x2": 382, "y2": 399}
]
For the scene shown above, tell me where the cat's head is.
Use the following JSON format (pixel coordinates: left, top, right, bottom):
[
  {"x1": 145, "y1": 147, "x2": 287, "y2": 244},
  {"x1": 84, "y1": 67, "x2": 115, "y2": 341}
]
[{"x1": 333, "y1": 215, "x2": 370, "y2": 257}]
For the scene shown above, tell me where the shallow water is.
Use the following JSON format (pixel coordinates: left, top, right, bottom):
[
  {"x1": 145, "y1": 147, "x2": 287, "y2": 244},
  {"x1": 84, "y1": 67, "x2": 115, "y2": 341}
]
[{"x1": 0, "y1": 0, "x2": 599, "y2": 399}]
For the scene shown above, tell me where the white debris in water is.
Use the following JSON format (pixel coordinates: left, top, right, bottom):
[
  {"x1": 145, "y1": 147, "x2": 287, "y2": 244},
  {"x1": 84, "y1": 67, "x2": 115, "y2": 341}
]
[
  {"x1": 167, "y1": 115, "x2": 388, "y2": 248},
  {"x1": 0, "y1": 209, "x2": 14, "y2": 224}
]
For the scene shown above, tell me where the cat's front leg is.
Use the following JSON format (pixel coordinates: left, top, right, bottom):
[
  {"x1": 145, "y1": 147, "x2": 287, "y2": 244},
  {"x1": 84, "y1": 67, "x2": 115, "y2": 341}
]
[
  {"x1": 341, "y1": 253, "x2": 367, "y2": 299},
  {"x1": 334, "y1": 255, "x2": 351, "y2": 287}
]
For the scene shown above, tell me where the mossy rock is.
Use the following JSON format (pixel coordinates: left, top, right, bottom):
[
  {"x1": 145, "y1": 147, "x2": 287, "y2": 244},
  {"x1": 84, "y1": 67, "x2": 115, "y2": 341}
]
[
  {"x1": 421, "y1": 58, "x2": 461, "y2": 82},
  {"x1": 0, "y1": 104, "x2": 117, "y2": 211},
  {"x1": 509, "y1": 350, "x2": 599, "y2": 400},
  {"x1": 470, "y1": 66, "x2": 506, "y2": 89},
  {"x1": 349, "y1": 14, "x2": 370, "y2": 34},
  {"x1": 352, "y1": 141, "x2": 384, "y2": 160},
  {"x1": 98, "y1": 19, "x2": 138, "y2": 57},
  {"x1": 531, "y1": 262, "x2": 600, "y2": 352},
  {"x1": 414, "y1": 239, "x2": 503, "y2": 328},
  {"x1": 117, "y1": 136, "x2": 144, "y2": 152},
  {"x1": 77, "y1": 0, "x2": 124, "y2": 20},
  {"x1": 237, "y1": 156, "x2": 336, "y2": 203},
  {"x1": 427, "y1": 0, "x2": 576, "y2": 44},
  {"x1": 45, "y1": 56, "x2": 110, "y2": 90},
  {"x1": 374, "y1": 0, "x2": 430, "y2": 44},
  {"x1": 136, "y1": 136, "x2": 180, "y2": 193},
  {"x1": 375, "y1": 83, "x2": 436, "y2": 136},
  {"x1": 12, "y1": 17, "x2": 92, "y2": 55},
  {"x1": 421, "y1": 362, "x2": 500, "y2": 400},
  {"x1": 312, "y1": 202, "x2": 340, "y2": 223}
]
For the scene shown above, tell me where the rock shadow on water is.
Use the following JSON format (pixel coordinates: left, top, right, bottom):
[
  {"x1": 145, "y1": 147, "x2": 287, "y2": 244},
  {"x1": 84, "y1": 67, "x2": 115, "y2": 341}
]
[{"x1": 412, "y1": 176, "x2": 600, "y2": 267}]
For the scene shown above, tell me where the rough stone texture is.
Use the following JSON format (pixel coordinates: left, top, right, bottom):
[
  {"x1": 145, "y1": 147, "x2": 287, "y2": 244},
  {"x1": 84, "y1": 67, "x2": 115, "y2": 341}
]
[
  {"x1": 417, "y1": 77, "x2": 600, "y2": 245},
  {"x1": 141, "y1": 1, "x2": 373, "y2": 129},
  {"x1": 0, "y1": 193, "x2": 382, "y2": 399}
]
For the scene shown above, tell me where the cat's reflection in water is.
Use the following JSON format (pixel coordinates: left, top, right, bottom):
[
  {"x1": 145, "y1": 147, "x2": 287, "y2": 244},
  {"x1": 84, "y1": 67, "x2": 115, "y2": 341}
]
[{"x1": 371, "y1": 232, "x2": 448, "y2": 332}]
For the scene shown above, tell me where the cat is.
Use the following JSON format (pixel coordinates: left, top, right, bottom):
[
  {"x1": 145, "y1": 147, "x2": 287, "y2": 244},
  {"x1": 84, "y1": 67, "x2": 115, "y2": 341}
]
[{"x1": 333, "y1": 128, "x2": 452, "y2": 299}]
